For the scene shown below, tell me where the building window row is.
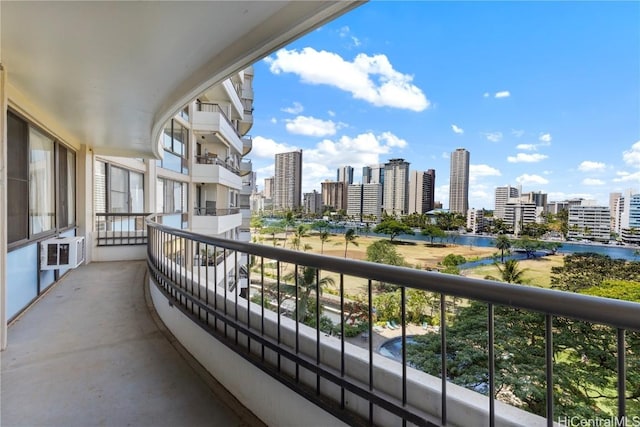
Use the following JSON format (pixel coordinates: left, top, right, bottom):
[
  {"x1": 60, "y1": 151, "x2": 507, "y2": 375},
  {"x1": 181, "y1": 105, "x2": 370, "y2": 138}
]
[
  {"x1": 7, "y1": 111, "x2": 76, "y2": 248},
  {"x1": 94, "y1": 161, "x2": 144, "y2": 214},
  {"x1": 157, "y1": 119, "x2": 189, "y2": 174}
]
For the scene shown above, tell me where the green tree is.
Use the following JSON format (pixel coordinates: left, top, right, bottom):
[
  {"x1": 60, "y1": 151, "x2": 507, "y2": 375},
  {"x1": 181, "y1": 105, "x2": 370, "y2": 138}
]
[
  {"x1": 318, "y1": 230, "x2": 330, "y2": 254},
  {"x1": 422, "y1": 224, "x2": 446, "y2": 245},
  {"x1": 279, "y1": 211, "x2": 296, "y2": 248},
  {"x1": 343, "y1": 228, "x2": 359, "y2": 258},
  {"x1": 374, "y1": 218, "x2": 414, "y2": 241},
  {"x1": 260, "y1": 224, "x2": 284, "y2": 246},
  {"x1": 442, "y1": 253, "x2": 466, "y2": 267},
  {"x1": 283, "y1": 266, "x2": 335, "y2": 322},
  {"x1": 551, "y1": 253, "x2": 640, "y2": 292},
  {"x1": 494, "y1": 234, "x2": 512, "y2": 263},
  {"x1": 484, "y1": 259, "x2": 528, "y2": 284},
  {"x1": 290, "y1": 224, "x2": 309, "y2": 251},
  {"x1": 580, "y1": 279, "x2": 640, "y2": 302},
  {"x1": 366, "y1": 240, "x2": 405, "y2": 265}
]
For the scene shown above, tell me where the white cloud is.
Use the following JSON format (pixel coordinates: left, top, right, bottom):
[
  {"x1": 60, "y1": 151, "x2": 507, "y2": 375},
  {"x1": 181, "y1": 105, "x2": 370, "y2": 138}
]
[
  {"x1": 507, "y1": 153, "x2": 548, "y2": 163},
  {"x1": 512, "y1": 129, "x2": 525, "y2": 138},
  {"x1": 338, "y1": 26, "x2": 350, "y2": 38},
  {"x1": 578, "y1": 161, "x2": 606, "y2": 172},
  {"x1": 441, "y1": 152, "x2": 450, "y2": 159},
  {"x1": 253, "y1": 131, "x2": 409, "y2": 193},
  {"x1": 495, "y1": 91, "x2": 511, "y2": 98},
  {"x1": 483, "y1": 92, "x2": 490, "y2": 98},
  {"x1": 265, "y1": 47, "x2": 429, "y2": 111},
  {"x1": 270, "y1": 117, "x2": 277, "y2": 124},
  {"x1": 613, "y1": 170, "x2": 640, "y2": 183},
  {"x1": 483, "y1": 132, "x2": 503, "y2": 142},
  {"x1": 582, "y1": 178, "x2": 605, "y2": 186},
  {"x1": 543, "y1": 170, "x2": 553, "y2": 175},
  {"x1": 623, "y1": 140, "x2": 640, "y2": 168},
  {"x1": 327, "y1": 110, "x2": 336, "y2": 117},
  {"x1": 516, "y1": 174, "x2": 549, "y2": 185},
  {"x1": 516, "y1": 143, "x2": 537, "y2": 151},
  {"x1": 470, "y1": 164, "x2": 501, "y2": 177},
  {"x1": 538, "y1": 133, "x2": 552, "y2": 143},
  {"x1": 285, "y1": 116, "x2": 338, "y2": 137},
  {"x1": 281, "y1": 101, "x2": 304, "y2": 114},
  {"x1": 251, "y1": 136, "x2": 298, "y2": 158},
  {"x1": 351, "y1": 36, "x2": 361, "y2": 47},
  {"x1": 451, "y1": 124, "x2": 464, "y2": 134}
]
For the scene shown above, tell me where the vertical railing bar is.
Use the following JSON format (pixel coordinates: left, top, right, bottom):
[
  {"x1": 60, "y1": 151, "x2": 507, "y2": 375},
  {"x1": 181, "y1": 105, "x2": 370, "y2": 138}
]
[
  {"x1": 295, "y1": 264, "x2": 300, "y2": 383},
  {"x1": 246, "y1": 252, "x2": 251, "y2": 351},
  {"x1": 260, "y1": 257, "x2": 265, "y2": 362},
  {"x1": 193, "y1": 240, "x2": 198, "y2": 319},
  {"x1": 545, "y1": 314, "x2": 554, "y2": 427},
  {"x1": 234, "y1": 250, "x2": 239, "y2": 345},
  {"x1": 224, "y1": 248, "x2": 228, "y2": 338},
  {"x1": 368, "y1": 279, "x2": 374, "y2": 425},
  {"x1": 205, "y1": 243, "x2": 209, "y2": 325},
  {"x1": 440, "y1": 293, "x2": 447, "y2": 426},
  {"x1": 401, "y1": 286, "x2": 407, "y2": 427},
  {"x1": 340, "y1": 273, "x2": 345, "y2": 410},
  {"x1": 213, "y1": 245, "x2": 218, "y2": 331},
  {"x1": 617, "y1": 328, "x2": 626, "y2": 424},
  {"x1": 316, "y1": 268, "x2": 321, "y2": 395},
  {"x1": 488, "y1": 303, "x2": 495, "y2": 427},
  {"x1": 277, "y1": 260, "x2": 281, "y2": 372}
]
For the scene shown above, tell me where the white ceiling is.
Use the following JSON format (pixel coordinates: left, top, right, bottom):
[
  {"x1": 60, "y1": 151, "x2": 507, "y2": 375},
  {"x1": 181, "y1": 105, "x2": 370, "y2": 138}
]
[{"x1": 1, "y1": 1, "x2": 361, "y2": 158}]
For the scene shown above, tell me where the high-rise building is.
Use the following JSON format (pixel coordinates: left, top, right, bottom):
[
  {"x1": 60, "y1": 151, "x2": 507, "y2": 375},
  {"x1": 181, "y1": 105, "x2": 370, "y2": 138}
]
[
  {"x1": 521, "y1": 191, "x2": 547, "y2": 208},
  {"x1": 347, "y1": 183, "x2": 383, "y2": 221},
  {"x1": 383, "y1": 159, "x2": 410, "y2": 216},
  {"x1": 568, "y1": 204, "x2": 611, "y2": 242},
  {"x1": 362, "y1": 164, "x2": 384, "y2": 184},
  {"x1": 467, "y1": 208, "x2": 485, "y2": 233},
  {"x1": 337, "y1": 166, "x2": 354, "y2": 185},
  {"x1": 449, "y1": 148, "x2": 470, "y2": 215},
  {"x1": 303, "y1": 190, "x2": 323, "y2": 215},
  {"x1": 409, "y1": 169, "x2": 435, "y2": 214},
  {"x1": 610, "y1": 192, "x2": 622, "y2": 230},
  {"x1": 264, "y1": 177, "x2": 274, "y2": 199},
  {"x1": 321, "y1": 181, "x2": 347, "y2": 212},
  {"x1": 494, "y1": 185, "x2": 520, "y2": 220},
  {"x1": 274, "y1": 150, "x2": 302, "y2": 211}
]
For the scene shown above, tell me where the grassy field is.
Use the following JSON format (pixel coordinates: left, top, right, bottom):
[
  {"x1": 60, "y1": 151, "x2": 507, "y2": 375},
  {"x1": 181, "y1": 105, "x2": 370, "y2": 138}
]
[
  {"x1": 255, "y1": 230, "x2": 561, "y2": 294},
  {"x1": 462, "y1": 254, "x2": 565, "y2": 288}
]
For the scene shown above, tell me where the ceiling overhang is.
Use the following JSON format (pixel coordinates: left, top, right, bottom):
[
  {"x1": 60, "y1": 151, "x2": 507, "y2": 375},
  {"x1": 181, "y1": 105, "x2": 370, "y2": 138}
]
[{"x1": 1, "y1": 1, "x2": 363, "y2": 158}]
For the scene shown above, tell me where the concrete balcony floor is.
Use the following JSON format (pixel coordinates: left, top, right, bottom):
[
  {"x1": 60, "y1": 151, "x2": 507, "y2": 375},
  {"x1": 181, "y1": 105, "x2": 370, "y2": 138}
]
[{"x1": 1, "y1": 261, "x2": 264, "y2": 427}]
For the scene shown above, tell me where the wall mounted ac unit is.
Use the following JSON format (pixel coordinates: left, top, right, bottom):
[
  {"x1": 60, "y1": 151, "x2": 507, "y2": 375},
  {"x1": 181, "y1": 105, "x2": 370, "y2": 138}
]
[{"x1": 40, "y1": 236, "x2": 85, "y2": 270}]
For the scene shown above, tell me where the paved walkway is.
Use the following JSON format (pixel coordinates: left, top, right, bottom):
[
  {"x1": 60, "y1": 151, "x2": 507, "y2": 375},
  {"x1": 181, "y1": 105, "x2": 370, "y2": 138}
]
[{"x1": 1, "y1": 261, "x2": 264, "y2": 427}]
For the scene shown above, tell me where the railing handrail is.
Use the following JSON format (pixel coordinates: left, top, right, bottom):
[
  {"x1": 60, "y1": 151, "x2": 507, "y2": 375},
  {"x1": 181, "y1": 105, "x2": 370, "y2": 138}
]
[
  {"x1": 196, "y1": 102, "x2": 242, "y2": 139},
  {"x1": 96, "y1": 212, "x2": 151, "y2": 217},
  {"x1": 194, "y1": 155, "x2": 240, "y2": 174},
  {"x1": 193, "y1": 207, "x2": 241, "y2": 216},
  {"x1": 146, "y1": 216, "x2": 640, "y2": 331}
]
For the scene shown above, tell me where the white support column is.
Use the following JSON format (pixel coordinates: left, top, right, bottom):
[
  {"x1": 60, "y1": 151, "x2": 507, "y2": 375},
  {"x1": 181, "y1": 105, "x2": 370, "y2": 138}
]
[
  {"x1": 1, "y1": 63, "x2": 8, "y2": 350},
  {"x1": 77, "y1": 144, "x2": 93, "y2": 263}
]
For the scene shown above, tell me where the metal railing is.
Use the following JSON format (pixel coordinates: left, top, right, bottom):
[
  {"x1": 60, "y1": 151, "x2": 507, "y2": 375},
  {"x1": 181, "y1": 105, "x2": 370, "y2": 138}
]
[
  {"x1": 146, "y1": 217, "x2": 640, "y2": 426},
  {"x1": 96, "y1": 212, "x2": 150, "y2": 246},
  {"x1": 194, "y1": 154, "x2": 240, "y2": 174},
  {"x1": 193, "y1": 207, "x2": 240, "y2": 216},
  {"x1": 196, "y1": 102, "x2": 242, "y2": 139}
]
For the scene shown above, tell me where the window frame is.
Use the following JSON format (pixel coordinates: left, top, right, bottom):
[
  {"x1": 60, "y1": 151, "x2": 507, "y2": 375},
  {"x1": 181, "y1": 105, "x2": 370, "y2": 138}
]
[{"x1": 7, "y1": 110, "x2": 77, "y2": 251}]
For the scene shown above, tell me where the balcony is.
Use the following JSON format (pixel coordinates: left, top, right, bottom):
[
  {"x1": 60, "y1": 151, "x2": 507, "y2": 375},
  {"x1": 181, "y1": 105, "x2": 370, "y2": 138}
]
[
  {"x1": 242, "y1": 136, "x2": 252, "y2": 157},
  {"x1": 144, "y1": 218, "x2": 640, "y2": 426},
  {"x1": 1, "y1": 260, "x2": 262, "y2": 426},
  {"x1": 191, "y1": 208, "x2": 242, "y2": 236},
  {"x1": 4, "y1": 217, "x2": 640, "y2": 426},
  {"x1": 192, "y1": 155, "x2": 242, "y2": 190},
  {"x1": 192, "y1": 103, "x2": 243, "y2": 154},
  {"x1": 239, "y1": 160, "x2": 252, "y2": 177}
]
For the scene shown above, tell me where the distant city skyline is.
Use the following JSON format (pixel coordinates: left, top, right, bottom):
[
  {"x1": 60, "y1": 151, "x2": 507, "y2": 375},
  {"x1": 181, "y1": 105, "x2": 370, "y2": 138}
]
[{"x1": 249, "y1": 1, "x2": 639, "y2": 209}]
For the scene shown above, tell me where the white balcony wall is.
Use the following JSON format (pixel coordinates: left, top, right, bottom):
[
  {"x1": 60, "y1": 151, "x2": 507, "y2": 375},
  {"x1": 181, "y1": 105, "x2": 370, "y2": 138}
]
[
  {"x1": 192, "y1": 164, "x2": 242, "y2": 190},
  {"x1": 223, "y1": 79, "x2": 244, "y2": 118},
  {"x1": 191, "y1": 213, "x2": 242, "y2": 236},
  {"x1": 192, "y1": 111, "x2": 243, "y2": 154}
]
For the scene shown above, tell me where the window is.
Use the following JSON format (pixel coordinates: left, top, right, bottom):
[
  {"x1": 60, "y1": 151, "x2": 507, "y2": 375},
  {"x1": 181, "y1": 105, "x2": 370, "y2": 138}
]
[
  {"x1": 156, "y1": 178, "x2": 187, "y2": 214},
  {"x1": 157, "y1": 119, "x2": 188, "y2": 174},
  {"x1": 94, "y1": 161, "x2": 145, "y2": 213},
  {"x1": 7, "y1": 111, "x2": 76, "y2": 247}
]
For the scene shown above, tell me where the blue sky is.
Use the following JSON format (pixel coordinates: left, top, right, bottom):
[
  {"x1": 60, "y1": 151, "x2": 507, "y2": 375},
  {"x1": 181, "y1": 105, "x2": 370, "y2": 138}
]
[{"x1": 249, "y1": 1, "x2": 640, "y2": 210}]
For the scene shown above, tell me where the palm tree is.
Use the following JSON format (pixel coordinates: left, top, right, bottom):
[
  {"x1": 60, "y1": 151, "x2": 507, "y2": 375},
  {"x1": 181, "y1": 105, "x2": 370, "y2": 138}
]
[
  {"x1": 281, "y1": 210, "x2": 295, "y2": 248},
  {"x1": 485, "y1": 259, "x2": 528, "y2": 284},
  {"x1": 291, "y1": 225, "x2": 308, "y2": 251},
  {"x1": 344, "y1": 228, "x2": 359, "y2": 258},
  {"x1": 319, "y1": 230, "x2": 330, "y2": 254},
  {"x1": 284, "y1": 266, "x2": 335, "y2": 322},
  {"x1": 495, "y1": 234, "x2": 512, "y2": 263}
]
